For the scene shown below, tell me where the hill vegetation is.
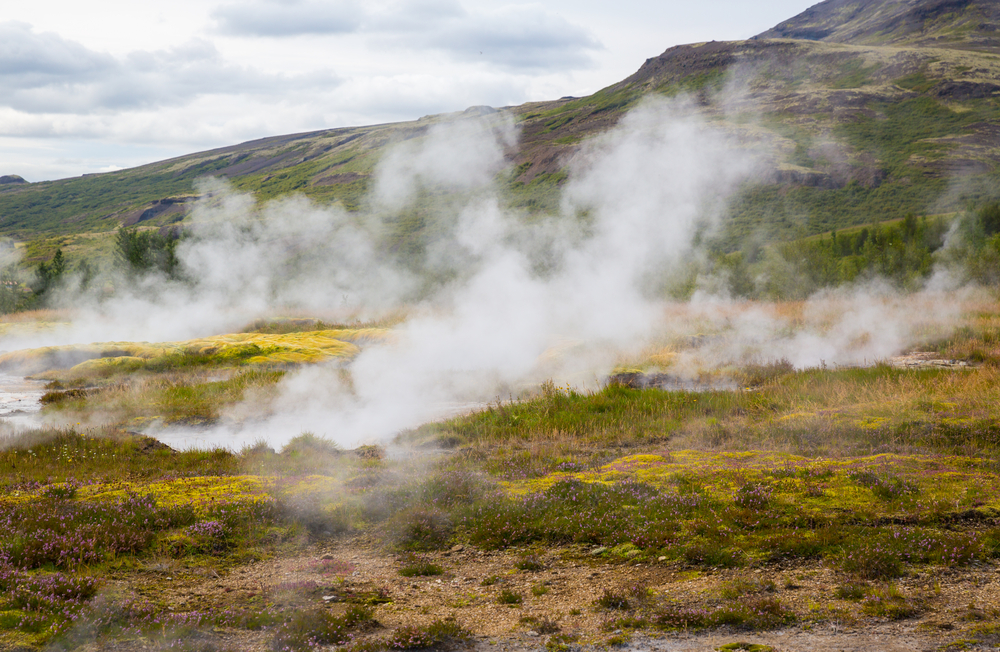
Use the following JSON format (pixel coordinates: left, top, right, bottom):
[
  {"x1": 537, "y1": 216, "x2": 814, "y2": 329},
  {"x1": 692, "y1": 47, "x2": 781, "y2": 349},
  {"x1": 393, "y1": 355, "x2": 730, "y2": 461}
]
[{"x1": 1, "y1": 0, "x2": 999, "y2": 285}]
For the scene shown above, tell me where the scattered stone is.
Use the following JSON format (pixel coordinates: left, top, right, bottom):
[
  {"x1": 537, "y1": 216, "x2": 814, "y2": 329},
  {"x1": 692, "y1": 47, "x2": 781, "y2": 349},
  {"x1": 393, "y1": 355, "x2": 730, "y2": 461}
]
[
  {"x1": 320, "y1": 553, "x2": 335, "y2": 561},
  {"x1": 625, "y1": 550, "x2": 642, "y2": 558},
  {"x1": 658, "y1": 556, "x2": 667, "y2": 562},
  {"x1": 451, "y1": 544, "x2": 465, "y2": 553},
  {"x1": 591, "y1": 547, "x2": 608, "y2": 556},
  {"x1": 526, "y1": 631, "x2": 539, "y2": 637},
  {"x1": 322, "y1": 595, "x2": 336, "y2": 602}
]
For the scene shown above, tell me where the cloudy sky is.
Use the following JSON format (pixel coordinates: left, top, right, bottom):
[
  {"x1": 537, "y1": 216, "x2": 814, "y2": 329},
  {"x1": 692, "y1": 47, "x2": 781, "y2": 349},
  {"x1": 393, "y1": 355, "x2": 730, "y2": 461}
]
[{"x1": 1, "y1": 0, "x2": 817, "y2": 182}]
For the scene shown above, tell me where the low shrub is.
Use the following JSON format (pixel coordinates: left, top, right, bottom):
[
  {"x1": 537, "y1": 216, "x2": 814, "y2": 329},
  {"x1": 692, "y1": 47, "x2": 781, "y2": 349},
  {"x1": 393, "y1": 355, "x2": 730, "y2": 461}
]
[
  {"x1": 654, "y1": 596, "x2": 794, "y2": 631},
  {"x1": 711, "y1": 596, "x2": 795, "y2": 630},
  {"x1": 834, "y1": 581, "x2": 869, "y2": 601},
  {"x1": 596, "y1": 588, "x2": 630, "y2": 610},
  {"x1": 498, "y1": 589, "x2": 523, "y2": 605},
  {"x1": 719, "y1": 577, "x2": 776, "y2": 600},
  {"x1": 734, "y1": 483, "x2": 773, "y2": 510},
  {"x1": 0, "y1": 493, "x2": 202, "y2": 569},
  {"x1": 848, "y1": 469, "x2": 918, "y2": 500},
  {"x1": 397, "y1": 556, "x2": 444, "y2": 577},
  {"x1": 838, "y1": 540, "x2": 904, "y2": 580},
  {"x1": 682, "y1": 539, "x2": 743, "y2": 568},
  {"x1": 521, "y1": 615, "x2": 561, "y2": 633},
  {"x1": 860, "y1": 585, "x2": 921, "y2": 620},
  {"x1": 601, "y1": 616, "x2": 647, "y2": 631},
  {"x1": 385, "y1": 625, "x2": 435, "y2": 650},
  {"x1": 270, "y1": 605, "x2": 373, "y2": 651},
  {"x1": 391, "y1": 508, "x2": 453, "y2": 551},
  {"x1": 516, "y1": 554, "x2": 546, "y2": 571}
]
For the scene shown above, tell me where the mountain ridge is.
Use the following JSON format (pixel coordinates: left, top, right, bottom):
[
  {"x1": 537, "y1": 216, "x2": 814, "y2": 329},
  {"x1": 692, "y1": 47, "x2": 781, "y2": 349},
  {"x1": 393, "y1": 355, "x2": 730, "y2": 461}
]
[{"x1": 757, "y1": 0, "x2": 1000, "y2": 52}]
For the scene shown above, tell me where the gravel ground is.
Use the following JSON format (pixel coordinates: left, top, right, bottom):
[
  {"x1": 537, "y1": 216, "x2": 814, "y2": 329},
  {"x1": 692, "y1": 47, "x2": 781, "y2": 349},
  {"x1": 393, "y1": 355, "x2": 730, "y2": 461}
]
[{"x1": 83, "y1": 535, "x2": 1000, "y2": 651}]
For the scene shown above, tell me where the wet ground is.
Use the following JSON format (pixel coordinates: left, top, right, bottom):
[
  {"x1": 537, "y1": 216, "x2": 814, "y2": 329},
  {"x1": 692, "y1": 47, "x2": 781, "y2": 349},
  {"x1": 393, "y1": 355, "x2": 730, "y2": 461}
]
[{"x1": 0, "y1": 374, "x2": 45, "y2": 418}]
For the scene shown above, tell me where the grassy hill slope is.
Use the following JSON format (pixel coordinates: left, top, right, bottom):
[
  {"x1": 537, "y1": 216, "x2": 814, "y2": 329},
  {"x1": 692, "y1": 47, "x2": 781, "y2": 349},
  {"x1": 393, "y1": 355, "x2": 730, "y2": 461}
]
[{"x1": 2, "y1": 0, "x2": 1000, "y2": 261}]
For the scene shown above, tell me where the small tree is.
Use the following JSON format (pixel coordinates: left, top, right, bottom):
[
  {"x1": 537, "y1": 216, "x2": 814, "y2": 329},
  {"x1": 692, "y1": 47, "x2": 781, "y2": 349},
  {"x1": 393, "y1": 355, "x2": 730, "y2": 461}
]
[
  {"x1": 34, "y1": 248, "x2": 66, "y2": 297},
  {"x1": 114, "y1": 226, "x2": 181, "y2": 279},
  {"x1": 76, "y1": 259, "x2": 96, "y2": 290}
]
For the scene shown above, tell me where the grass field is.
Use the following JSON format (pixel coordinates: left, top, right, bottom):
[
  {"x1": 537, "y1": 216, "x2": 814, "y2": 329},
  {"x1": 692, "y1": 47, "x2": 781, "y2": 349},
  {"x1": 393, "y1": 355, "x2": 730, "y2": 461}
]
[{"x1": 0, "y1": 298, "x2": 999, "y2": 650}]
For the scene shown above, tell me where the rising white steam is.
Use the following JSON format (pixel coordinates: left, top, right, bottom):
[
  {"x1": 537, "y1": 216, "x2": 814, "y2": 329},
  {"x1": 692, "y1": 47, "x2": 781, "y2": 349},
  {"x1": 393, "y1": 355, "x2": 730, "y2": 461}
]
[
  {"x1": 0, "y1": 97, "x2": 971, "y2": 448},
  {"x1": 140, "y1": 98, "x2": 763, "y2": 448}
]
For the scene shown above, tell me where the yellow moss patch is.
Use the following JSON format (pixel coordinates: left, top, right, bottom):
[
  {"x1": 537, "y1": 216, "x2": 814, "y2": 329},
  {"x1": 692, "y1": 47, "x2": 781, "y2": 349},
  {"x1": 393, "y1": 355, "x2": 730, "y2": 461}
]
[
  {"x1": 0, "y1": 328, "x2": 392, "y2": 378},
  {"x1": 778, "y1": 411, "x2": 817, "y2": 421},
  {"x1": 80, "y1": 475, "x2": 269, "y2": 512},
  {"x1": 855, "y1": 416, "x2": 890, "y2": 429},
  {"x1": 0, "y1": 473, "x2": 352, "y2": 512},
  {"x1": 68, "y1": 356, "x2": 147, "y2": 374},
  {"x1": 501, "y1": 450, "x2": 1000, "y2": 517}
]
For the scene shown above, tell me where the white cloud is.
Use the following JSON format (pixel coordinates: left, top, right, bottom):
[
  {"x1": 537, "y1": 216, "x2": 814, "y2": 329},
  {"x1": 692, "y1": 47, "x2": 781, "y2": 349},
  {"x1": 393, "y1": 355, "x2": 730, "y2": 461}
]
[
  {"x1": 211, "y1": 0, "x2": 364, "y2": 36},
  {"x1": 211, "y1": 1, "x2": 601, "y2": 71},
  {"x1": 0, "y1": 22, "x2": 339, "y2": 114},
  {"x1": 414, "y1": 4, "x2": 602, "y2": 71}
]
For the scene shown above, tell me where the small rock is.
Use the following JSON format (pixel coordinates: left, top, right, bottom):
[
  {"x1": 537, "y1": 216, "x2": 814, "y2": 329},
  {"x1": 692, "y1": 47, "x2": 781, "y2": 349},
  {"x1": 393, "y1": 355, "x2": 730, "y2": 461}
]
[
  {"x1": 321, "y1": 553, "x2": 335, "y2": 561},
  {"x1": 658, "y1": 556, "x2": 667, "y2": 562},
  {"x1": 451, "y1": 544, "x2": 465, "y2": 552},
  {"x1": 526, "y1": 631, "x2": 539, "y2": 637},
  {"x1": 625, "y1": 550, "x2": 642, "y2": 558},
  {"x1": 591, "y1": 547, "x2": 608, "y2": 556},
  {"x1": 322, "y1": 595, "x2": 337, "y2": 602}
]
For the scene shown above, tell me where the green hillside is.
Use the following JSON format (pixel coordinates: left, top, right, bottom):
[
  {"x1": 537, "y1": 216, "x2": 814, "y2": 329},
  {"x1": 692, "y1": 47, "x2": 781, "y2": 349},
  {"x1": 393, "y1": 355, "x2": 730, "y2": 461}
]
[{"x1": 2, "y1": 0, "x2": 1000, "y2": 263}]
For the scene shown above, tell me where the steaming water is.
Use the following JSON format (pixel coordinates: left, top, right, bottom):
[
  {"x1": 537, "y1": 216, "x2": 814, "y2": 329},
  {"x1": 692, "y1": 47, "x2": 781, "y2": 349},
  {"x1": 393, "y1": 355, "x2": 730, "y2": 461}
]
[{"x1": 0, "y1": 375, "x2": 46, "y2": 418}]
